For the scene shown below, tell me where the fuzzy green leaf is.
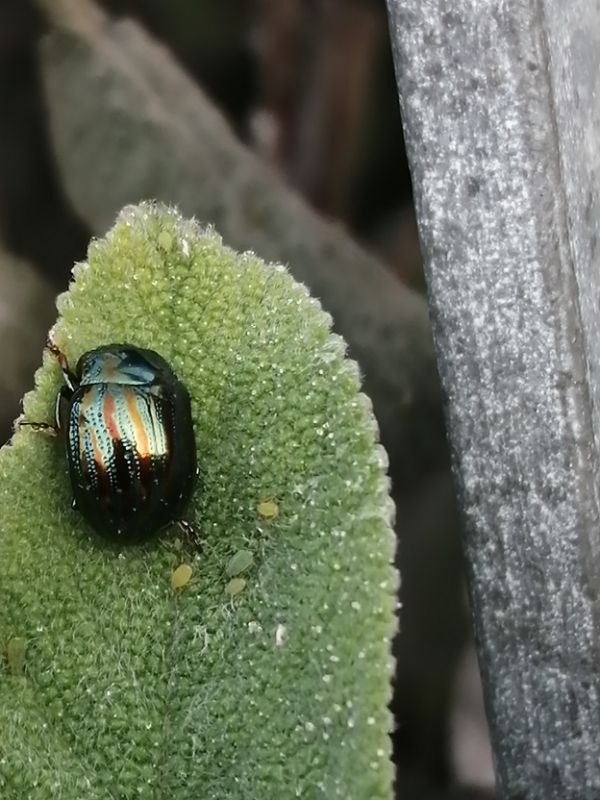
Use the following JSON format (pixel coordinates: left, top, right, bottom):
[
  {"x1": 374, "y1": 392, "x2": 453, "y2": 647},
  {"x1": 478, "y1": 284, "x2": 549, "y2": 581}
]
[{"x1": 0, "y1": 203, "x2": 396, "y2": 799}]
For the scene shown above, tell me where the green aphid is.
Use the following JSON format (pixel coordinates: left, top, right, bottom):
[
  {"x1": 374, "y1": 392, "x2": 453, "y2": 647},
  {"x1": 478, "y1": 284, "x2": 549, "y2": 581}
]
[
  {"x1": 225, "y1": 578, "x2": 246, "y2": 597},
  {"x1": 257, "y1": 498, "x2": 278, "y2": 519},
  {"x1": 157, "y1": 231, "x2": 173, "y2": 251},
  {"x1": 5, "y1": 637, "x2": 27, "y2": 676},
  {"x1": 225, "y1": 549, "x2": 254, "y2": 578},
  {"x1": 171, "y1": 562, "x2": 193, "y2": 590}
]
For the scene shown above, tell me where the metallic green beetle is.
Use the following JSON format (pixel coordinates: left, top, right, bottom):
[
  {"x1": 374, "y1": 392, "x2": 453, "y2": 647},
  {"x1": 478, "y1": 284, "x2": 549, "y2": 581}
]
[{"x1": 26, "y1": 342, "x2": 197, "y2": 544}]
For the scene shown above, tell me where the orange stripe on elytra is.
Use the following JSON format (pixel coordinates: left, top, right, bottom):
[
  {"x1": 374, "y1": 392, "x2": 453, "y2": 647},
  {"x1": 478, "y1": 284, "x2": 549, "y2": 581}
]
[
  {"x1": 91, "y1": 428, "x2": 103, "y2": 468},
  {"x1": 123, "y1": 389, "x2": 150, "y2": 458},
  {"x1": 103, "y1": 392, "x2": 120, "y2": 440}
]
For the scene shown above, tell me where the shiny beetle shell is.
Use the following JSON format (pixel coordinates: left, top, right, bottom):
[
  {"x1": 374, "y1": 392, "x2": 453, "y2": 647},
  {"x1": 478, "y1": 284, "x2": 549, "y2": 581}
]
[{"x1": 60, "y1": 344, "x2": 197, "y2": 543}]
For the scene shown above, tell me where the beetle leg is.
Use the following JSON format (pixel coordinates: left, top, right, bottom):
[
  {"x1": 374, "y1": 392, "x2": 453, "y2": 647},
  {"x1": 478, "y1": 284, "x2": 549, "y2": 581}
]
[
  {"x1": 177, "y1": 519, "x2": 202, "y2": 551},
  {"x1": 17, "y1": 380, "x2": 72, "y2": 438},
  {"x1": 18, "y1": 375, "x2": 73, "y2": 439},
  {"x1": 17, "y1": 419, "x2": 59, "y2": 436},
  {"x1": 45, "y1": 336, "x2": 78, "y2": 392}
]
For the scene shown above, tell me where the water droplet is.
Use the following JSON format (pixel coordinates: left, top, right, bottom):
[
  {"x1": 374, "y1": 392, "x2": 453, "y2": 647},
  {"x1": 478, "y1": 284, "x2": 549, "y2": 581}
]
[{"x1": 275, "y1": 623, "x2": 287, "y2": 647}]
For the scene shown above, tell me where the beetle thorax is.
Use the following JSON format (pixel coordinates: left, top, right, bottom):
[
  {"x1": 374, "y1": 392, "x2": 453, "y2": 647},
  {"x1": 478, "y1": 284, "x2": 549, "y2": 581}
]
[{"x1": 79, "y1": 348, "x2": 159, "y2": 386}]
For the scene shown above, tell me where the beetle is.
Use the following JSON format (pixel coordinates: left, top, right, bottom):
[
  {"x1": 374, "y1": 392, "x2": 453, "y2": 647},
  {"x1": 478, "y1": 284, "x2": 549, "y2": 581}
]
[{"x1": 22, "y1": 340, "x2": 197, "y2": 544}]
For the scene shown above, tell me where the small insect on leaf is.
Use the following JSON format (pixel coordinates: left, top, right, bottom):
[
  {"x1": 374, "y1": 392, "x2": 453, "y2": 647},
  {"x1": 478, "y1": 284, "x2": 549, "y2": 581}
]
[
  {"x1": 225, "y1": 577, "x2": 246, "y2": 597},
  {"x1": 225, "y1": 549, "x2": 254, "y2": 578},
  {"x1": 157, "y1": 231, "x2": 173, "y2": 251},
  {"x1": 257, "y1": 499, "x2": 278, "y2": 519},
  {"x1": 171, "y1": 563, "x2": 193, "y2": 590},
  {"x1": 24, "y1": 342, "x2": 198, "y2": 545},
  {"x1": 5, "y1": 637, "x2": 27, "y2": 675}
]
